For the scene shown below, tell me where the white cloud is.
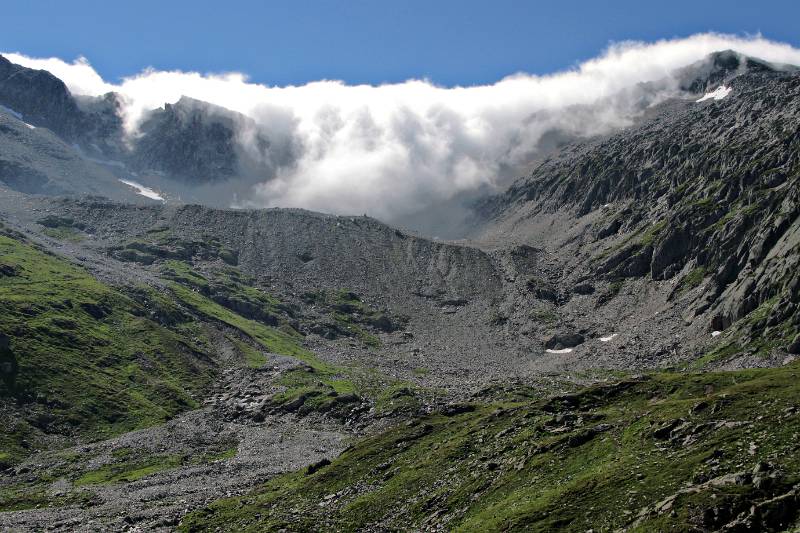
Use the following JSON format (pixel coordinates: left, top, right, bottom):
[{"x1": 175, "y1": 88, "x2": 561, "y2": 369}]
[
  {"x1": 5, "y1": 33, "x2": 800, "y2": 222},
  {"x1": 3, "y1": 53, "x2": 114, "y2": 96}
]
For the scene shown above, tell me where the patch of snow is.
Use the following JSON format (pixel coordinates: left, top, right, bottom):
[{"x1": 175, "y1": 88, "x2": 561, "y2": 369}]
[
  {"x1": 600, "y1": 334, "x2": 618, "y2": 342},
  {"x1": 118, "y1": 179, "x2": 164, "y2": 201},
  {"x1": 711, "y1": 330, "x2": 722, "y2": 337},
  {"x1": 696, "y1": 85, "x2": 732, "y2": 103},
  {"x1": 545, "y1": 348, "x2": 574, "y2": 354}
]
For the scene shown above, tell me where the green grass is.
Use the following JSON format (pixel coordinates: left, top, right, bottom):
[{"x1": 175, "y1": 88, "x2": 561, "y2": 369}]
[
  {"x1": 692, "y1": 341, "x2": 742, "y2": 368},
  {"x1": 42, "y1": 226, "x2": 85, "y2": 242},
  {"x1": 0, "y1": 441, "x2": 240, "y2": 511},
  {"x1": 675, "y1": 266, "x2": 707, "y2": 295},
  {"x1": 180, "y1": 363, "x2": 800, "y2": 532},
  {"x1": 161, "y1": 260, "x2": 211, "y2": 291},
  {"x1": 162, "y1": 262, "x2": 280, "y2": 307},
  {"x1": 166, "y1": 280, "x2": 380, "y2": 416},
  {"x1": 168, "y1": 282, "x2": 318, "y2": 366},
  {"x1": 75, "y1": 443, "x2": 239, "y2": 486},
  {"x1": 531, "y1": 308, "x2": 558, "y2": 324},
  {"x1": 75, "y1": 454, "x2": 184, "y2": 486},
  {"x1": 331, "y1": 311, "x2": 382, "y2": 347},
  {"x1": 690, "y1": 197, "x2": 716, "y2": 212},
  {"x1": 266, "y1": 367, "x2": 360, "y2": 416},
  {"x1": 164, "y1": 265, "x2": 412, "y2": 418},
  {"x1": 0, "y1": 232, "x2": 218, "y2": 464},
  {"x1": 214, "y1": 267, "x2": 280, "y2": 306},
  {"x1": 0, "y1": 483, "x2": 94, "y2": 512},
  {"x1": 373, "y1": 382, "x2": 423, "y2": 416},
  {"x1": 303, "y1": 288, "x2": 401, "y2": 347},
  {"x1": 228, "y1": 335, "x2": 269, "y2": 368},
  {"x1": 163, "y1": 261, "x2": 291, "y2": 341},
  {"x1": 692, "y1": 293, "x2": 799, "y2": 368},
  {"x1": 711, "y1": 200, "x2": 763, "y2": 231},
  {"x1": 638, "y1": 219, "x2": 667, "y2": 246},
  {"x1": 197, "y1": 446, "x2": 238, "y2": 463},
  {"x1": 594, "y1": 218, "x2": 666, "y2": 264},
  {"x1": 111, "y1": 234, "x2": 239, "y2": 266}
]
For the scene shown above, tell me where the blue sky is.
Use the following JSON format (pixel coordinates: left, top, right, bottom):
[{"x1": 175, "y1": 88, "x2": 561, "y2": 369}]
[{"x1": 4, "y1": 0, "x2": 800, "y2": 86}]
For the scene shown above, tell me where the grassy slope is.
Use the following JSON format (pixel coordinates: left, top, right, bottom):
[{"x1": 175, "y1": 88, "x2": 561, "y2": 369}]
[
  {"x1": 181, "y1": 363, "x2": 800, "y2": 532},
  {"x1": 169, "y1": 282, "x2": 314, "y2": 364},
  {"x1": 163, "y1": 262, "x2": 410, "y2": 416},
  {"x1": 0, "y1": 231, "x2": 217, "y2": 465}
]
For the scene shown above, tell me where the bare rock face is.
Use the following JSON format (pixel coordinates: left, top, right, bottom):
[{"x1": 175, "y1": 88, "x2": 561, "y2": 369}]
[
  {"x1": 0, "y1": 55, "x2": 86, "y2": 140},
  {"x1": 545, "y1": 333, "x2": 585, "y2": 350},
  {"x1": 650, "y1": 226, "x2": 690, "y2": 280},
  {"x1": 131, "y1": 97, "x2": 241, "y2": 183},
  {"x1": 788, "y1": 334, "x2": 800, "y2": 355}
]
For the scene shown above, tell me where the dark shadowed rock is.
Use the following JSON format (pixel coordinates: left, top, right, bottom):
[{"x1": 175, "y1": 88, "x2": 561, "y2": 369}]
[
  {"x1": 80, "y1": 302, "x2": 112, "y2": 319},
  {"x1": 0, "y1": 332, "x2": 17, "y2": 388},
  {"x1": 651, "y1": 227, "x2": 690, "y2": 280},
  {"x1": 573, "y1": 283, "x2": 595, "y2": 295},
  {"x1": 0, "y1": 55, "x2": 86, "y2": 140},
  {"x1": 545, "y1": 333, "x2": 585, "y2": 350},
  {"x1": 306, "y1": 458, "x2": 331, "y2": 475},
  {"x1": 788, "y1": 334, "x2": 800, "y2": 355}
]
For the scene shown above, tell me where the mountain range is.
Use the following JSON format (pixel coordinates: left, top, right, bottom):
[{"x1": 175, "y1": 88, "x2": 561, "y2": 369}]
[{"x1": 1, "y1": 50, "x2": 800, "y2": 531}]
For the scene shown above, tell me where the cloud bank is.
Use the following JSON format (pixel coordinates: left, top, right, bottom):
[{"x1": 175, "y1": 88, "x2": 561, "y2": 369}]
[{"x1": 5, "y1": 33, "x2": 800, "y2": 224}]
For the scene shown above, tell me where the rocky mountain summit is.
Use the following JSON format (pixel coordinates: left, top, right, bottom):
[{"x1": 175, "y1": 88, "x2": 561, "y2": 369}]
[
  {"x1": 1, "y1": 50, "x2": 799, "y2": 531},
  {"x1": 0, "y1": 56, "x2": 275, "y2": 199},
  {"x1": 129, "y1": 96, "x2": 282, "y2": 188},
  {"x1": 0, "y1": 55, "x2": 88, "y2": 141},
  {"x1": 132, "y1": 97, "x2": 246, "y2": 183}
]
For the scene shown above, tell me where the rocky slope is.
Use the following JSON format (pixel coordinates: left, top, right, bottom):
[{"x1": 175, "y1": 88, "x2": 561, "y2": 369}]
[
  {"x1": 478, "y1": 51, "x2": 800, "y2": 372},
  {"x1": 0, "y1": 107, "x2": 143, "y2": 199},
  {"x1": 0, "y1": 192, "x2": 522, "y2": 387}
]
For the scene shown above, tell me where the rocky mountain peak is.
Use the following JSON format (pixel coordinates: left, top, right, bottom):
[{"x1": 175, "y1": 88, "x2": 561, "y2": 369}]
[
  {"x1": 130, "y1": 96, "x2": 250, "y2": 183},
  {"x1": 677, "y1": 49, "x2": 797, "y2": 93},
  {"x1": 0, "y1": 54, "x2": 86, "y2": 139}
]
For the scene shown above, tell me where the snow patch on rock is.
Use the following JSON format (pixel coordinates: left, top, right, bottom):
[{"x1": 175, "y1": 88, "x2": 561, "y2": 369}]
[
  {"x1": 119, "y1": 179, "x2": 164, "y2": 201},
  {"x1": 600, "y1": 334, "x2": 618, "y2": 342},
  {"x1": 545, "y1": 348, "x2": 574, "y2": 354},
  {"x1": 696, "y1": 86, "x2": 732, "y2": 102}
]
